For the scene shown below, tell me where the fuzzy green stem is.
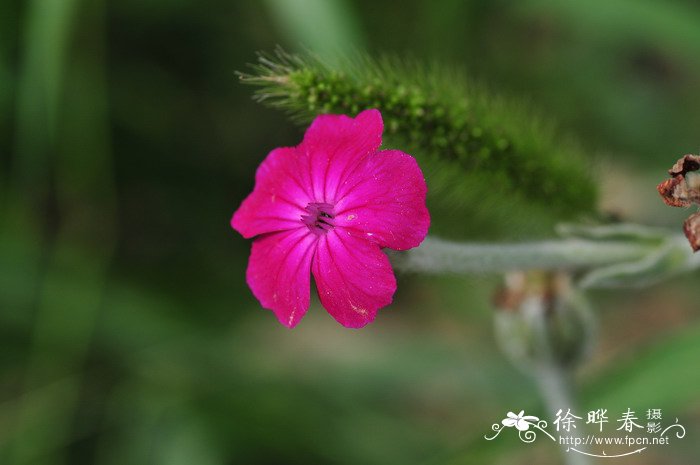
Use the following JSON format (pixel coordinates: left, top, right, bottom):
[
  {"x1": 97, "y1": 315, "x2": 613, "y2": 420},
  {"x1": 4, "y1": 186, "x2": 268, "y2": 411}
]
[
  {"x1": 534, "y1": 364, "x2": 591, "y2": 465},
  {"x1": 391, "y1": 233, "x2": 700, "y2": 288},
  {"x1": 392, "y1": 236, "x2": 654, "y2": 273}
]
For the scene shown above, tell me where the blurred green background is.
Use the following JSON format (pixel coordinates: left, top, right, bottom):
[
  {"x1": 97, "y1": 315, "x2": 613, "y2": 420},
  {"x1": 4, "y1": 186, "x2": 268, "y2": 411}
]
[{"x1": 1, "y1": 1, "x2": 699, "y2": 464}]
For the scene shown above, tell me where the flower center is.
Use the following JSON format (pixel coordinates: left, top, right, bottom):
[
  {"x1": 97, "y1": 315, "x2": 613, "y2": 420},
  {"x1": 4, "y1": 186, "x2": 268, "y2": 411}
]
[{"x1": 301, "y1": 202, "x2": 335, "y2": 234}]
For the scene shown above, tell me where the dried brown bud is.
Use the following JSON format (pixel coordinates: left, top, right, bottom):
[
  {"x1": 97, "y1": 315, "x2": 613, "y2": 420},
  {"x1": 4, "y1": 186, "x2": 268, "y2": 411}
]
[
  {"x1": 657, "y1": 175, "x2": 690, "y2": 207},
  {"x1": 657, "y1": 154, "x2": 700, "y2": 252},
  {"x1": 683, "y1": 212, "x2": 700, "y2": 252},
  {"x1": 668, "y1": 154, "x2": 700, "y2": 176}
]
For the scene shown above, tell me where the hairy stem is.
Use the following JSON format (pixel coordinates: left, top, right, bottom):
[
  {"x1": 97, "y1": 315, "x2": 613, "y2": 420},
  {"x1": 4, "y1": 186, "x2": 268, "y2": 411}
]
[
  {"x1": 533, "y1": 364, "x2": 591, "y2": 465},
  {"x1": 392, "y1": 231, "x2": 700, "y2": 288},
  {"x1": 392, "y1": 236, "x2": 654, "y2": 273}
]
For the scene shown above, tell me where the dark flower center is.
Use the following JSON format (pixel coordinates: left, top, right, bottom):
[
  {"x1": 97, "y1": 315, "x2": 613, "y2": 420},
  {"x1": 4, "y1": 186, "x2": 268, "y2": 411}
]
[{"x1": 301, "y1": 202, "x2": 335, "y2": 234}]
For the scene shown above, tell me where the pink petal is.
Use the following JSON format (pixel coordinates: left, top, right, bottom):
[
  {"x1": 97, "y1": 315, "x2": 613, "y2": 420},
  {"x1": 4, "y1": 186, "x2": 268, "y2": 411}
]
[
  {"x1": 300, "y1": 109, "x2": 383, "y2": 203},
  {"x1": 246, "y1": 227, "x2": 317, "y2": 328},
  {"x1": 232, "y1": 147, "x2": 311, "y2": 239},
  {"x1": 334, "y1": 149, "x2": 430, "y2": 250},
  {"x1": 312, "y1": 229, "x2": 396, "y2": 328}
]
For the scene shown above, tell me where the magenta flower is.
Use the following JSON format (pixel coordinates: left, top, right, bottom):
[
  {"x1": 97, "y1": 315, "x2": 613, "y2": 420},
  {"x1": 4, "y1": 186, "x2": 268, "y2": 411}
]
[{"x1": 231, "y1": 109, "x2": 430, "y2": 328}]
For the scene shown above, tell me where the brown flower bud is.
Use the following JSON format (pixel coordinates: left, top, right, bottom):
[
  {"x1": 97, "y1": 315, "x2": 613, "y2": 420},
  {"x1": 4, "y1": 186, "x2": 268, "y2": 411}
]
[
  {"x1": 657, "y1": 154, "x2": 700, "y2": 252},
  {"x1": 683, "y1": 212, "x2": 700, "y2": 252},
  {"x1": 657, "y1": 175, "x2": 690, "y2": 207},
  {"x1": 668, "y1": 154, "x2": 700, "y2": 176}
]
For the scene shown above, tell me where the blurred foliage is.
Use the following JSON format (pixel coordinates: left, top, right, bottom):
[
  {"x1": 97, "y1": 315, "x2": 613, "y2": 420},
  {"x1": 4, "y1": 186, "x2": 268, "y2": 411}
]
[
  {"x1": 265, "y1": 0, "x2": 365, "y2": 61},
  {"x1": 1, "y1": 1, "x2": 699, "y2": 465},
  {"x1": 401, "y1": 0, "x2": 700, "y2": 169}
]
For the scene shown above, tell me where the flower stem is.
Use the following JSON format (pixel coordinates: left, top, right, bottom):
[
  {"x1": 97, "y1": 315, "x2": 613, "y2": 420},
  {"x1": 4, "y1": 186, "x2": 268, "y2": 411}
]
[
  {"x1": 533, "y1": 363, "x2": 591, "y2": 465},
  {"x1": 392, "y1": 236, "x2": 655, "y2": 273},
  {"x1": 391, "y1": 231, "x2": 700, "y2": 288}
]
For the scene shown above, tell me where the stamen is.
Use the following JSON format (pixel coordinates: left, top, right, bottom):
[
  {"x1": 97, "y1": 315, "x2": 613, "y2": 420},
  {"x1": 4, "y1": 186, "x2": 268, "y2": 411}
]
[{"x1": 301, "y1": 202, "x2": 336, "y2": 234}]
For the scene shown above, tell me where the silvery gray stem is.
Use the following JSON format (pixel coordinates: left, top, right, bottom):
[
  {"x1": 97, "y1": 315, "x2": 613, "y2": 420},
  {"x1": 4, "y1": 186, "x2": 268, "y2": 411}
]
[{"x1": 391, "y1": 223, "x2": 700, "y2": 288}]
